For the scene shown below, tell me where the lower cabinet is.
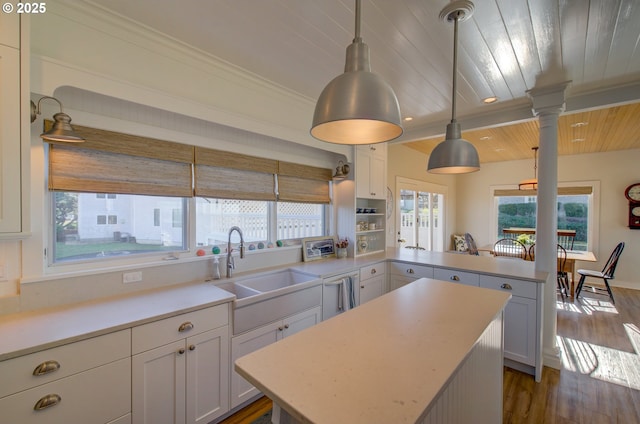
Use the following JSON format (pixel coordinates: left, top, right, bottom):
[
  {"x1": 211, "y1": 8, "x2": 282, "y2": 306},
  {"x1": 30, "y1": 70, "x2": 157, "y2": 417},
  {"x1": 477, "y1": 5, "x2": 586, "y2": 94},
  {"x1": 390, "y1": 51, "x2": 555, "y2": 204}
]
[
  {"x1": 0, "y1": 330, "x2": 131, "y2": 424},
  {"x1": 359, "y1": 262, "x2": 386, "y2": 304},
  {"x1": 388, "y1": 262, "x2": 433, "y2": 291},
  {"x1": 230, "y1": 306, "x2": 321, "y2": 409},
  {"x1": 132, "y1": 305, "x2": 230, "y2": 424},
  {"x1": 479, "y1": 275, "x2": 540, "y2": 376}
]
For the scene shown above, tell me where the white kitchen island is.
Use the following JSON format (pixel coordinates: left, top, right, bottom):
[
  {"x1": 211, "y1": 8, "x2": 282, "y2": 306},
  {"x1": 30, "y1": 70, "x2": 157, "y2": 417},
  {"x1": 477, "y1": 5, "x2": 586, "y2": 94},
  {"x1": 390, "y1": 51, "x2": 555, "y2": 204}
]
[{"x1": 235, "y1": 278, "x2": 511, "y2": 424}]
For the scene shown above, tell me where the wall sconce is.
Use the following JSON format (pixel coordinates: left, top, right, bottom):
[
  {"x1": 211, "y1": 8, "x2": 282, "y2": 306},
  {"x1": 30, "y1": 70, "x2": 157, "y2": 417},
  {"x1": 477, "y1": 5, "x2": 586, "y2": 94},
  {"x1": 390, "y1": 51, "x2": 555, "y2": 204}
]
[
  {"x1": 333, "y1": 161, "x2": 351, "y2": 180},
  {"x1": 30, "y1": 96, "x2": 85, "y2": 142}
]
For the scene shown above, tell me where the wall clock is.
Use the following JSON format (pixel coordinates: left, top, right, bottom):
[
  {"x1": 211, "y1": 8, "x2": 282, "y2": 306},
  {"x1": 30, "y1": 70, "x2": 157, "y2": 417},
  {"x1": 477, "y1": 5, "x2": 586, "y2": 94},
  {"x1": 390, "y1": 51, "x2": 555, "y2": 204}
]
[
  {"x1": 624, "y1": 183, "x2": 640, "y2": 229},
  {"x1": 386, "y1": 187, "x2": 394, "y2": 219}
]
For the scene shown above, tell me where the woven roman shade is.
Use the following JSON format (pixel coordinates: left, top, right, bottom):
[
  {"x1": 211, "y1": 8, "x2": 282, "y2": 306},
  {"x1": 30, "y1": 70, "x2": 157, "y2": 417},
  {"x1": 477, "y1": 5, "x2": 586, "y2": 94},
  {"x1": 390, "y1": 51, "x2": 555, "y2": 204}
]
[
  {"x1": 46, "y1": 122, "x2": 193, "y2": 197},
  {"x1": 194, "y1": 147, "x2": 277, "y2": 200},
  {"x1": 277, "y1": 161, "x2": 332, "y2": 203},
  {"x1": 494, "y1": 186, "x2": 593, "y2": 197}
]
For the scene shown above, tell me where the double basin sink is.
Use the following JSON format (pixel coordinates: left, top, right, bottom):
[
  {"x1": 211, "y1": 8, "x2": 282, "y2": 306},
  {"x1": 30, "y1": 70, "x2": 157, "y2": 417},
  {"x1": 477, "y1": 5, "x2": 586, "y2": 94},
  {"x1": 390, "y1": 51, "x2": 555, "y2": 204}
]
[{"x1": 215, "y1": 269, "x2": 322, "y2": 334}]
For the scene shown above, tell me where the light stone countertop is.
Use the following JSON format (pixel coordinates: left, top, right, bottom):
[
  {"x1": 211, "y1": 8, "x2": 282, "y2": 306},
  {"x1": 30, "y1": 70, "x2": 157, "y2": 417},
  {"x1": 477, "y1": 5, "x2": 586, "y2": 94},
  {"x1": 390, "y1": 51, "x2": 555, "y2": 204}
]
[
  {"x1": 0, "y1": 282, "x2": 234, "y2": 361},
  {"x1": 0, "y1": 248, "x2": 545, "y2": 362},
  {"x1": 235, "y1": 278, "x2": 512, "y2": 424}
]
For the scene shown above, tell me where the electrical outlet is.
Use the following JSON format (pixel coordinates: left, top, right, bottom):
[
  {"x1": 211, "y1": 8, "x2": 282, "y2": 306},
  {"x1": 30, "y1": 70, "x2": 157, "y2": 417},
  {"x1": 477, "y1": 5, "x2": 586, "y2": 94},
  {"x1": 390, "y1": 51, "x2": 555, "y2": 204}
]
[{"x1": 123, "y1": 271, "x2": 143, "y2": 284}]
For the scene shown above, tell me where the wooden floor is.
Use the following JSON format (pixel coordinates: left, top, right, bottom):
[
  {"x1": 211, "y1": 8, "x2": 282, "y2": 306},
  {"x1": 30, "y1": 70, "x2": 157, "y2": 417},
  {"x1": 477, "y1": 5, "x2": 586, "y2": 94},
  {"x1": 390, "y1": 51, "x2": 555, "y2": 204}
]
[{"x1": 220, "y1": 287, "x2": 640, "y2": 424}]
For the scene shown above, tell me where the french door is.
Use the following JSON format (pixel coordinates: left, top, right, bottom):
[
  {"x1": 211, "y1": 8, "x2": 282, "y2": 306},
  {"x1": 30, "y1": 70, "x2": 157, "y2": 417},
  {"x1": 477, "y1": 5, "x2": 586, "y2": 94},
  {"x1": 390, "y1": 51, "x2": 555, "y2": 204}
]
[{"x1": 396, "y1": 178, "x2": 445, "y2": 251}]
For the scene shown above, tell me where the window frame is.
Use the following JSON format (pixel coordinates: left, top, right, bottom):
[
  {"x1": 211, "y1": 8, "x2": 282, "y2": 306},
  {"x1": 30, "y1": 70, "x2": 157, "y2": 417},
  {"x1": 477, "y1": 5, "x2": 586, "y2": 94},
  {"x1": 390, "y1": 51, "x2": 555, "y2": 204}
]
[{"x1": 489, "y1": 181, "x2": 600, "y2": 252}]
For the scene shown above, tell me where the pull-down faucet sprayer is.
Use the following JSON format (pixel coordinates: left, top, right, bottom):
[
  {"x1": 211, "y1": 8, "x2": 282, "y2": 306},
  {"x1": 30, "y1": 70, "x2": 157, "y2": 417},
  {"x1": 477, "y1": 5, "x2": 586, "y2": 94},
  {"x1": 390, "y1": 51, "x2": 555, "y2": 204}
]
[{"x1": 226, "y1": 226, "x2": 245, "y2": 278}]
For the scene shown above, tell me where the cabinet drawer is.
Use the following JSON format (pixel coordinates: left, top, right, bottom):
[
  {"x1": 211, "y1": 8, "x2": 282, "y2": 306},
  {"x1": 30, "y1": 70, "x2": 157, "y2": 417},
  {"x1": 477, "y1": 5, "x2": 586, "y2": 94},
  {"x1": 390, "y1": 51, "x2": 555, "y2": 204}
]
[
  {"x1": 479, "y1": 275, "x2": 538, "y2": 299},
  {"x1": 0, "y1": 358, "x2": 131, "y2": 424},
  {"x1": 360, "y1": 262, "x2": 385, "y2": 281},
  {"x1": 132, "y1": 304, "x2": 229, "y2": 354},
  {"x1": 0, "y1": 329, "x2": 130, "y2": 398},
  {"x1": 389, "y1": 262, "x2": 433, "y2": 279},
  {"x1": 434, "y1": 268, "x2": 479, "y2": 286}
]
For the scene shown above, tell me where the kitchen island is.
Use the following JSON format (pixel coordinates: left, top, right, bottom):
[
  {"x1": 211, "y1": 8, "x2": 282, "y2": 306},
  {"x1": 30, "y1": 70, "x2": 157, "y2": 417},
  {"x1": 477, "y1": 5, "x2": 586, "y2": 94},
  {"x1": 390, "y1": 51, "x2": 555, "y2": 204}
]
[{"x1": 235, "y1": 278, "x2": 511, "y2": 424}]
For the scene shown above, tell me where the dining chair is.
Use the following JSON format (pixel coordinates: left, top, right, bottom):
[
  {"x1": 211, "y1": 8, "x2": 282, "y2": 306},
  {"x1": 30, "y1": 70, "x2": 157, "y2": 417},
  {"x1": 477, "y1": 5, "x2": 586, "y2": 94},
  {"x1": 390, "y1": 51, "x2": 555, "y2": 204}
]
[
  {"x1": 557, "y1": 244, "x2": 569, "y2": 301},
  {"x1": 464, "y1": 233, "x2": 479, "y2": 256},
  {"x1": 493, "y1": 238, "x2": 527, "y2": 259},
  {"x1": 528, "y1": 244, "x2": 535, "y2": 261},
  {"x1": 575, "y1": 242, "x2": 625, "y2": 304}
]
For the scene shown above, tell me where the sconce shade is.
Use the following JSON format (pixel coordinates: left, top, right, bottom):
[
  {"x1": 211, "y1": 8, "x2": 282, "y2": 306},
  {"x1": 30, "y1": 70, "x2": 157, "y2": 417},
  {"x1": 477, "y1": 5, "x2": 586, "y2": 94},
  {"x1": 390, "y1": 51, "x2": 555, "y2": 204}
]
[
  {"x1": 427, "y1": 121, "x2": 480, "y2": 174},
  {"x1": 311, "y1": 0, "x2": 402, "y2": 145},
  {"x1": 333, "y1": 161, "x2": 350, "y2": 179},
  {"x1": 30, "y1": 97, "x2": 85, "y2": 142},
  {"x1": 42, "y1": 112, "x2": 85, "y2": 142}
]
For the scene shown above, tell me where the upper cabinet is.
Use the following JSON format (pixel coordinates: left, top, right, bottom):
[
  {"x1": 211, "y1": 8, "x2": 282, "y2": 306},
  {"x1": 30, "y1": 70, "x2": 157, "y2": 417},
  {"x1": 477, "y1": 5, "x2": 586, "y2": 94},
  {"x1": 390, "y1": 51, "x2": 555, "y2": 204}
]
[
  {"x1": 355, "y1": 144, "x2": 386, "y2": 199},
  {"x1": 0, "y1": 14, "x2": 28, "y2": 237}
]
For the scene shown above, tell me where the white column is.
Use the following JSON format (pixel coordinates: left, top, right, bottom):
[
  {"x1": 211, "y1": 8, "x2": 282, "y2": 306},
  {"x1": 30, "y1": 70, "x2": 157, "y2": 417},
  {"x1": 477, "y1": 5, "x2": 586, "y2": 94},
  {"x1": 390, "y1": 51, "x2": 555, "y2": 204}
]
[{"x1": 527, "y1": 81, "x2": 570, "y2": 372}]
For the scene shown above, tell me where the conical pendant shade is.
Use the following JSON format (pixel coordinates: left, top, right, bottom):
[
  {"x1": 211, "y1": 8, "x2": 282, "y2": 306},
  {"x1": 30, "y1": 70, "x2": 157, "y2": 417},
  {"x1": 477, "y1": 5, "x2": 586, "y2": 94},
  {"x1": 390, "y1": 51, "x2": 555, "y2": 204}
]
[{"x1": 311, "y1": 0, "x2": 402, "y2": 144}]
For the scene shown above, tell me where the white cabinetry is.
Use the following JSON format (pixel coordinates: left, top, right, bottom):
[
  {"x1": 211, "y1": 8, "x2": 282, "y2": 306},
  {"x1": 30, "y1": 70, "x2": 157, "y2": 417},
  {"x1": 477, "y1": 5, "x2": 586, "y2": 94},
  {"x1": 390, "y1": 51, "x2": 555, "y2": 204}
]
[
  {"x1": 388, "y1": 262, "x2": 433, "y2": 291},
  {"x1": 359, "y1": 262, "x2": 386, "y2": 304},
  {"x1": 433, "y1": 267, "x2": 480, "y2": 286},
  {"x1": 0, "y1": 330, "x2": 131, "y2": 424},
  {"x1": 479, "y1": 275, "x2": 541, "y2": 380},
  {"x1": 0, "y1": 13, "x2": 27, "y2": 236},
  {"x1": 132, "y1": 305, "x2": 230, "y2": 424},
  {"x1": 230, "y1": 306, "x2": 321, "y2": 409},
  {"x1": 356, "y1": 144, "x2": 386, "y2": 199}
]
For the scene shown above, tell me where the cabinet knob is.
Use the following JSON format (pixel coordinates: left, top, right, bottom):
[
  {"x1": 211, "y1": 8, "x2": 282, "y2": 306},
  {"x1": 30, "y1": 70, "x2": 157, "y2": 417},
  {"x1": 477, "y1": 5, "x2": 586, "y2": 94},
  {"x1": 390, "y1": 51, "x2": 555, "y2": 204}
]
[
  {"x1": 370, "y1": 192, "x2": 376, "y2": 196},
  {"x1": 189, "y1": 344, "x2": 196, "y2": 351},
  {"x1": 178, "y1": 322, "x2": 194, "y2": 332},
  {"x1": 178, "y1": 348, "x2": 186, "y2": 355},
  {"x1": 500, "y1": 283, "x2": 513, "y2": 290},
  {"x1": 407, "y1": 268, "x2": 415, "y2": 274},
  {"x1": 450, "y1": 275, "x2": 460, "y2": 281},
  {"x1": 371, "y1": 268, "x2": 377, "y2": 274},
  {"x1": 33, "y1": 360, "x2": 61, "y2": 376},
  {"x1": 278, "y1": 326, "x2": 284, "y2": 331},
  {"x1": 34, "y1": 394, "x2": 61, "y2": 411},
  {"x1": 361, "y1": 285, "x2": 365, "y2": 289},
  {"x1": 284, "y1": 324, "x2": 289, "y2": 329}
]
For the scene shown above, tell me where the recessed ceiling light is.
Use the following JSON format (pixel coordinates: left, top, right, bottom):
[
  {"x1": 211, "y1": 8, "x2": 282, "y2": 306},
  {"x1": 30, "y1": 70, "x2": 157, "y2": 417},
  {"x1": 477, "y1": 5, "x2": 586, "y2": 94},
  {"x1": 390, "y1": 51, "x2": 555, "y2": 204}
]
[
  {"x1": 404, "y1": 116, "x2": 413, "y2": 122},
  {"x1": 482, "y1": 96, "x2": 498, "y2": 104},
  {"x1": 495, "y1": 148, "x2": 505, "y2": 152},
  {"x1": 570, "y1": 122, "x2": 588, "y2": 128},
  {"x1": 572, "y1": 138, "x2": 586, "y2": 143},
  {"x1": 479, "y1": 136, "x2": 492, "y2": 141}
]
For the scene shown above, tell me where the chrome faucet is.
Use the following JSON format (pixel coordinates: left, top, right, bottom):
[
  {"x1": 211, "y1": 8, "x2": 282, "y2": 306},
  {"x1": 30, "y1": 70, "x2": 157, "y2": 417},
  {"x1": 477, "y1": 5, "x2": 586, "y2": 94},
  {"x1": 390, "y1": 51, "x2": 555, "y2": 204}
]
[{"x1": 226, "y1": 226, "x2": 245, "y2": 278}]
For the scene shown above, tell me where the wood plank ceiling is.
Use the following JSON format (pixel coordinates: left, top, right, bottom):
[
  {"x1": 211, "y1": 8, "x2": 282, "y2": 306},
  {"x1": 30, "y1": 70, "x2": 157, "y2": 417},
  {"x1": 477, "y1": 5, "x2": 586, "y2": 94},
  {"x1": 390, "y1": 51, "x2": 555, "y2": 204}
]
[{"x1": 86, "y1": 0, "x2": 640, "y2": 163}]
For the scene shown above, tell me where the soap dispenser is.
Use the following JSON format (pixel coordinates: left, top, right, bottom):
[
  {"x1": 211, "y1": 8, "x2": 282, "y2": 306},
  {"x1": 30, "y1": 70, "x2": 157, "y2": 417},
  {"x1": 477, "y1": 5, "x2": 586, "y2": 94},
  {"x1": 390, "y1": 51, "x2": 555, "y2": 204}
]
[{"x1": 212, "y1": 256, "x2": 221, "y2": 280}]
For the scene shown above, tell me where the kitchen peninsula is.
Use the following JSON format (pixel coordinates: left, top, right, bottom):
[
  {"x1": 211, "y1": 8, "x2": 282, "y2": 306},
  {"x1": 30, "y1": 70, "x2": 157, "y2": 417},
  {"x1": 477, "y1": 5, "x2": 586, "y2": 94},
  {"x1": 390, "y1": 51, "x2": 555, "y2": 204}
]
[{"x1": 236, "y1": 278, "x2": 511, "y2": 424}]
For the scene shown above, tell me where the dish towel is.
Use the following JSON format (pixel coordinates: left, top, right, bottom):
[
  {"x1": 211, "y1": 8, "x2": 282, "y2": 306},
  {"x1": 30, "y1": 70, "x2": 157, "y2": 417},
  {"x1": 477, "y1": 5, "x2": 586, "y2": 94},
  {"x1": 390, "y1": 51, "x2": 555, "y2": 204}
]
[{"x1": 340, "y1": 276, "x2": 356, "y2": 311}]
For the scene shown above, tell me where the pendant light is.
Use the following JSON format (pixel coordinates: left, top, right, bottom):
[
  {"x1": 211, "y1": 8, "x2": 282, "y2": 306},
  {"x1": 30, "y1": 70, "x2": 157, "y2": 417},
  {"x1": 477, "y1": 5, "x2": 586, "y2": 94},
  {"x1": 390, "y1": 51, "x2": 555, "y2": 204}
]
[
  {"x1": 519, "y1": 147, "x2": 539, "y2": 190},
  {"x1": 311, "y1": 0, "x2": 402, "y2": 145},
  {"x1": 427, "y1": 0, "x2": 479, "y2": 174}
]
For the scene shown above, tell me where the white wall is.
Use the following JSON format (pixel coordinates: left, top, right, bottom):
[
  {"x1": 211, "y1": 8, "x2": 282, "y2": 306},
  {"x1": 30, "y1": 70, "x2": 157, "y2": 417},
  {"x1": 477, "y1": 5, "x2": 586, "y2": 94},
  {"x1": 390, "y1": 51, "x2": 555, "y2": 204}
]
[{"x1": 456, "y1": 149, "x2": 640, "y2": 289}]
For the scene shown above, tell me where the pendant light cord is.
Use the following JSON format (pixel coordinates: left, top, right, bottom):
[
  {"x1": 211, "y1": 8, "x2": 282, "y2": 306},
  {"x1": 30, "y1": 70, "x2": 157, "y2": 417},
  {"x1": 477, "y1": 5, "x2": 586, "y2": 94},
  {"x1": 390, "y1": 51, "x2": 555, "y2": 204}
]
[
  {"x1": 354, "y1": 0, "x2": 362, "y2": 42},
  {"x1": 451, "y1": 11, "x2": 461, "y2": 123}
]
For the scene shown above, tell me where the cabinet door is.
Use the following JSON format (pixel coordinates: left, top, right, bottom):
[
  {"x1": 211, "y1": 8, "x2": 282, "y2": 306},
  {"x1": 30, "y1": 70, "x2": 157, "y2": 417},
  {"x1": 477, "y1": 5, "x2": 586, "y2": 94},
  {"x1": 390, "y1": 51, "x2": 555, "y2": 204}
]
[
  {"x1": 503, "y1": 296, "x2": 537, "y2": 366},
  {"x1": 368, "y1": 153, "x2": 386, "y2": 199},
  {"x1": 230, "y1": 321, "x2": 281, "y2": 409},
  {"x1": 132, "y1": 340, "x2": 187, "y2": 424},
  {"x1": 0, "y1": 44, "x2": 22, "y2": 233},
  {"x1": 355, "y1": 147, "x2": 373, "y2": 198},
  {"x1": 186, "y1": 327, "x2": 230, "y2": 424},
  {"x1": 282, "y1": 306, "x2": 321, "y2": 338},
  {"x1": 360, "y1": 274, "x2": 386, "y2": 304},
  {"x1": 388, "y1": 275, "x2": 415, "y2": 291}
]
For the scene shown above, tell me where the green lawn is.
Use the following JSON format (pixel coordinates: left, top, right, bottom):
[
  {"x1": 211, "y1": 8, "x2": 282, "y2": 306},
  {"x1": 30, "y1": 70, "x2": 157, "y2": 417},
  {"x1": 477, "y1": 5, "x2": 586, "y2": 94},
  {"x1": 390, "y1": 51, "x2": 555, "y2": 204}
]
[{"x1": 55, "y1": 242, "x2": 175, "y2": 260}]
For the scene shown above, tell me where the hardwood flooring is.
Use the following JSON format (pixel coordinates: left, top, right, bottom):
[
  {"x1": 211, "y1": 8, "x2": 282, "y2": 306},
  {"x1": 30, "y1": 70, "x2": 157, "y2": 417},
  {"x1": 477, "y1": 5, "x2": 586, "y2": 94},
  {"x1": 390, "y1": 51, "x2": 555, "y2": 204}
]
[
  {"x1": 220, "y1": 287, "x2": 640, "y2": 424},
  {"x1": 504, "y1": 286, "x2": 640, "y2": 423}
]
